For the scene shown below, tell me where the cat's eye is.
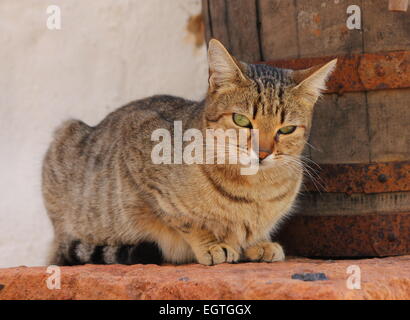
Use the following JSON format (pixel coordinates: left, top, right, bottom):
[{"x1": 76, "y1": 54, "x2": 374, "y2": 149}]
[
  {"x1": 232, "y1": 113, "x2": 252, "y2": 128},
  {"x1": 278, "y1": 126, "x2": 297, "y2": 135}
]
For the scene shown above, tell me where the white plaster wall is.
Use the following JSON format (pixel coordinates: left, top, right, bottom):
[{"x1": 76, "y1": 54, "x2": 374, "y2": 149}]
[{"x1": 0, "y1": 0, "x2": 208, "y2": 267}]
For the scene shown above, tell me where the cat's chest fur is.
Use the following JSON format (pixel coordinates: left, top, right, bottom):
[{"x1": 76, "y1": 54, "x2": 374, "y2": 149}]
[{"x1": 138, "y1": 162, "x2": 302, "y2": 247}]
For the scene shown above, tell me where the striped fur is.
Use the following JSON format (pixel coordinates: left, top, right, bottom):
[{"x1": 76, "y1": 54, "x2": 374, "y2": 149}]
[
  {"x1": 55, "y1": 241, "x2": 163, "y2": 266},
  {"x1": 42, "y1": 39, "x2": 336, "y2": 266}
]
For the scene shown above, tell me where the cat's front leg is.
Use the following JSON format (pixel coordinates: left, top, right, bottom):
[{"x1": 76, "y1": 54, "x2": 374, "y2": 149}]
[
  {"x1": 179, "y1": 229, "x2": 240, "y2": 266},
  {"x1": 197, "y1": 242, "x2": 239, "y2": 266},
  {"x1": 244, "y1": 241, "x2": 285, "y2": 262}
]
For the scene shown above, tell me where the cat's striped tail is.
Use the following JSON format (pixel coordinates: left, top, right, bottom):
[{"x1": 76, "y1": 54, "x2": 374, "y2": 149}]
[{"x1": 52, "y1": 240, "x2": 164, "y2": 266}]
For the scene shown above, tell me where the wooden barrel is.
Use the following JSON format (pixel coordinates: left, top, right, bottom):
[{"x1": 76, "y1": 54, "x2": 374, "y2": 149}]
[{"x1": 202, "y1": 0, "x2": 410, "y2": 257}]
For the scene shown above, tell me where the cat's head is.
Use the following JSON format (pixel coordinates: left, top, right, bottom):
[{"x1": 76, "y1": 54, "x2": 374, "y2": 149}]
[{"x1": 204, "y1": 39, "x2": 337, "y2": 169}]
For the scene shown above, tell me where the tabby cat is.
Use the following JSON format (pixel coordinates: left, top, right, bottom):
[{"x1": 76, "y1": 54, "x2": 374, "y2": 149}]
[{"x1": 42, "y1": 39, "x2": 336, "y2": 266}]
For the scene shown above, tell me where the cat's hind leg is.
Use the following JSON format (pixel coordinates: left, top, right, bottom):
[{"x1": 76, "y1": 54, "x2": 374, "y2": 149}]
[
  {"x1": 47, "y1": 237, "x2": 77, "y2": 266},
  {"x1": 49, "y1": 240, "x2": 165, "y2": 266}
]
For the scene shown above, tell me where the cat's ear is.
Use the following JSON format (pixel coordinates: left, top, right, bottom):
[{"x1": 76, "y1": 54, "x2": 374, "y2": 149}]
[
  {"x1": 207, "y1": 39, "x2": 249, "y2": 92},
  {"x1": 291, "y1": 59, "x2": 337, "y2": 105}
]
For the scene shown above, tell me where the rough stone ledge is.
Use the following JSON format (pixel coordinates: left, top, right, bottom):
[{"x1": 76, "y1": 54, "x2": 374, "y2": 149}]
[{"x1": 0, "y1": 256, "x2": 409, "y2": 300}]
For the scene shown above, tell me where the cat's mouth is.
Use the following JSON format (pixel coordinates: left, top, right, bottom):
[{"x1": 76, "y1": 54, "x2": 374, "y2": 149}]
[
  {"x1": 236, "y1": 149, "x2": 277, "y2": 170},
  {"x1": 257, "y1": 153, "x2": 293, "y2": 169},
  {"x1": 258, "y1": 156, "x2": 278, "y2": 168}
]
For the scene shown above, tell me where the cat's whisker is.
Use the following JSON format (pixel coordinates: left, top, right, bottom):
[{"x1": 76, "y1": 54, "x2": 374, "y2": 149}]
[
  {"x1": 303, "y1": 140, "x2": 320, "y2": 152},
  {"x1": 278, "y1": 155, "x2": 326, "y2": 193},
  {"x1": 297, "y1": 158, "x2": 327, "y2": 192}
]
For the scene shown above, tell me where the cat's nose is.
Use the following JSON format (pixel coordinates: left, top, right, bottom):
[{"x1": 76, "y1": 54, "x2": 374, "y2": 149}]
[{"x1": 258, "y1": 151, "x2": 271, "y2": 161}]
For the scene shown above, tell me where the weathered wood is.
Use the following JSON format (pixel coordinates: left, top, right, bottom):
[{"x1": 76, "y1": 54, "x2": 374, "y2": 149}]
[
  {"x1": 363, "y1": 0, "x2": 410, "y2": 52},
  {"x1": 295, "y1": 0, "x2": 363, "y2": 58},
  {"x1": 201, "y1": 0, "x2": 213, "y2": 45},
  {"x1": 303, "y1": 161, "x2": 410, "y2": 194},
  {"x1": 204, "y1": 0, "x2": 261, "y2": 62},
  {"x1": 389, "y1": 0, "x2": 409, "y2": 12},
  {"x1": 265, "y1": 51, "x2": 410, "y2": 93},
  {"x1": 225, "y1": 0, "x2": 261, "y2": 62},
  {"x1": 297, "y1": 191, "x2": 410, "y2": 216},
  {"x1": 275, "y1": 213, "x2": 410, "y2": 257},
  {"x1": 258, "y1": 0, "x2": 299, "y2": 60},
  {"x1": 208, "y1": 0, "x2": 230, "y2": 49},
  {"x1": 309, "y1": 93, "x2": 370, "y2": 164},
  {"x1": 367, "y1": 89, "x2": 410, "y2": 162}
]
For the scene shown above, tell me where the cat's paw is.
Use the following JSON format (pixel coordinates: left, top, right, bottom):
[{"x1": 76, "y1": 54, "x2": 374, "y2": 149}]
[
  {"x1": 244, "y1": 242, "x2": 285, "y2": 262},
  {"x1": 195, "y1": 243, "x2": 240, "y2": 266}
]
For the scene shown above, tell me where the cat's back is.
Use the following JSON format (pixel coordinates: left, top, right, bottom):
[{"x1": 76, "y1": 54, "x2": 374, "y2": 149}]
[
  {"x1": 102, "y1": 94, "x2": 200, "y2": 125},
  {"x1": 45, "y1": 95, "x2": 198, "y2": 158},
  {"x1": 42, "y1": 95, "x2": 200, "y2": 198}
]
